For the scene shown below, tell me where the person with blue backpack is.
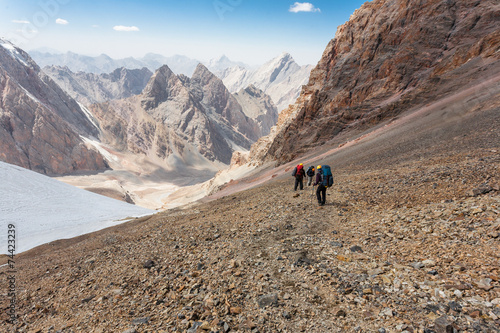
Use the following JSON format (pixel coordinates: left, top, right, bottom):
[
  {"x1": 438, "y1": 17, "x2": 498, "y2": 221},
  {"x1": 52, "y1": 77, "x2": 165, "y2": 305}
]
[{"x1": 313, "y1": 165, "x2": 333, "y2": 206}]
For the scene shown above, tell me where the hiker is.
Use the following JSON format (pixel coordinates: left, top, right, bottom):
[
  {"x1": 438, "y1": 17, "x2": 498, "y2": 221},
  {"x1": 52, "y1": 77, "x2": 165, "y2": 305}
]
[
  {"x1": 292, "y1": 163, "x2": 305, "y2": 191},
  {"x1": 306, "y1": 166, "x2": 315, "y2": 186},
  {"x1": 314, "y1": 165, "x2": 333, "y2": 206}
]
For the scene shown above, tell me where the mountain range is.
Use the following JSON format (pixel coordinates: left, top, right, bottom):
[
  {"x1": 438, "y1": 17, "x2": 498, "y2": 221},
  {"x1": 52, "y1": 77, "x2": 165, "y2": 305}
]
[
  {"x1": 218, "y1": 52, "x2": 314, "y2": 112},
  {"x1": 88, "y1": 63, "x2": 276, "y2": 171},
  {"x1": 0, "y1": 39, "x2": 278, "y2": 178},
  {"x1": 29, "y1": 51, "x2": 201, "y2": 77},
  {"x1": 31, "y1": 50, "x2": 312, "y2": 113}
]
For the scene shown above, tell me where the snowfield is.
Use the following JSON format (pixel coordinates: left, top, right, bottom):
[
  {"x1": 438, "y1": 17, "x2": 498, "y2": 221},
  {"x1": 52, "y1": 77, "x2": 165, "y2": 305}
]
[{"x1": 0, "y1": 162, "x2": 154, "y2": 254}]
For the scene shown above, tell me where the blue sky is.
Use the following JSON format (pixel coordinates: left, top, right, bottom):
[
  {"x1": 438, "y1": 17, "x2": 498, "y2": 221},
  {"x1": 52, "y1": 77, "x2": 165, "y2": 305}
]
[{"x1": 0, "y1": 0, "x2": 368, "y2": 66}]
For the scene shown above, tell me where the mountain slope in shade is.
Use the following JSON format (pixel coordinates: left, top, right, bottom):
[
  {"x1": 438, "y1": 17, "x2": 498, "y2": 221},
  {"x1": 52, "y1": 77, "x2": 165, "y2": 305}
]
[
  {"x1": 0, "y1": 161, "x2": 152, "y2": 254},
  {"x1": 233, "y1": 85, "x2": 278, "y2": 137},
  {"x1": 42, "y1": 65, "x2": 153, "y2": 106},
  {"x1": 249, "y1": 0, "x2": 500, "y2": 165},
  {"x1": 0, "y1": 39, "x2": 108, "y2": 175},
  {"x1": 219, "y1": 52, "x2": 313, "y2": 112}
]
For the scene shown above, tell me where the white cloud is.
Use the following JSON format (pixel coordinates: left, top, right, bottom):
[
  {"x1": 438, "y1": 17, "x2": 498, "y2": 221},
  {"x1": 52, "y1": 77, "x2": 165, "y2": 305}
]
[
  {"x1": 12, "y1": 20, "x2": 30, "y2": 24},
  {"x1": 92, "y1": 25, "x2": 99, "y2": 28},
  {"x1": 289, "y1": 2, "x2": 321, "y2": 13},
  {"x1": 113, "y1": 25, "x2": 140, "y2": 32},
  {"x1": 56, "y1": 18, "x2": 69, "y2": 25}
]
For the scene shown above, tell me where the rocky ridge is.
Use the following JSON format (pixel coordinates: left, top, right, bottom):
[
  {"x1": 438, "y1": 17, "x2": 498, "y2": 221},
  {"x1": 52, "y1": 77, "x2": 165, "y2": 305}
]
[
  {"x1": 250, "y1": 0, "x2": 500, "y2": 165},
  {"x1": 42, "y1": 66, "x2": 153, "y2": 106},
  {"x1": 0, "y1": 39, "x2": 107, "y2": 175},
  {"x1": 29, "y1": 51, "x2": 201, "y2": 76}
]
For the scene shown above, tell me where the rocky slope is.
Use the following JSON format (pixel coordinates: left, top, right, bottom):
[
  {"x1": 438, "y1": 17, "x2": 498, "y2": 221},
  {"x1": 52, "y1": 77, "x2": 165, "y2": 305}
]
[
  {"x1": 89, "y1": 63, "x2": 276, "y2": 172},
  {"x1": 218, "y1": 53, "x2": 313, "y2": 112},
  {"x1": 2, "y1": 88, "x2": 498, "y2": 331},
  {"x1": 250, "y1": 0, "x2": 500, "y2": 165},
  {"x1": 42, "y1": 66, "x2": 153, "y2": 106},
  {"x1": 0, "y1": 39, "x2": 107, "y2": 175}
]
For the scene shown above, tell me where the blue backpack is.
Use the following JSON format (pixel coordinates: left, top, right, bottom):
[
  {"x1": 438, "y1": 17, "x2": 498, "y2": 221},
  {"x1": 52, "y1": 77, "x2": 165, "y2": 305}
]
[{"x1": 320, "y1": 165, "x2": 333, "y2": 187}]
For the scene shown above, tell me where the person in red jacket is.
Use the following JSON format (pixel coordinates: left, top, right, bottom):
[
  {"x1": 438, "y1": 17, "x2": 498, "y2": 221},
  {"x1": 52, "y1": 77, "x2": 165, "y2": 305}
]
[{"x1": 293, "y1": 163, "x2": 305, "y2": 191}]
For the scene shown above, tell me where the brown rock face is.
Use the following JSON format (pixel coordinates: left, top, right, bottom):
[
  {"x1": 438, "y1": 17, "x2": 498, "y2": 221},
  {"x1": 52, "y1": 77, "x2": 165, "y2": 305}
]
[
  {"x1": 0, "y1": 39, "x2": 108, "y2": 175},
  {"x1": 251, "y1": 0, "x2": 500, "y2": 164}
]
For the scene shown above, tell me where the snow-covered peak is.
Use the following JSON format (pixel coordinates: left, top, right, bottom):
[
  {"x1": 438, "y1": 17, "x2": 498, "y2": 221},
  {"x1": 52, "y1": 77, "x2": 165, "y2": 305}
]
[
  {"x1": 0, "y1": 38, "x2": 30, "y2": 66},
  {"x1": 205, "y1": 55, "x2": 250, "y2": 74}
]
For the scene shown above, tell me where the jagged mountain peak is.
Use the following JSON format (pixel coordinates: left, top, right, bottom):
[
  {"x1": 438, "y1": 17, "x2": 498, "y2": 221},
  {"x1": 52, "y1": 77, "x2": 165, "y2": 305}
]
[
  {"x1": 240, "y1": 84, "x2": 262, "y2": 97},
  {"x1": 141, "y1": 64, "x2": 180, "y2": 109},
  {"x1": 191, "y1": 63, "x2": 226, "y2": 89}
]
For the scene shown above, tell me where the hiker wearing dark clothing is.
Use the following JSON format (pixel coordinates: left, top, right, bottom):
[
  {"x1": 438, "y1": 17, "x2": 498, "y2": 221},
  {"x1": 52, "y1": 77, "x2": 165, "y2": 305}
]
[
  {"x1": 292, "y1": 163, "x2": 305, "y2": 191},
  {"x1": 314, "y1": 165, "x2": 326, "y2": 205},
  {"x1": 314, "y1": 165, "x2": 333, "y2": 206},
  {"x1": 306, "y1": 166, "x2": 315, "y2": 186}
]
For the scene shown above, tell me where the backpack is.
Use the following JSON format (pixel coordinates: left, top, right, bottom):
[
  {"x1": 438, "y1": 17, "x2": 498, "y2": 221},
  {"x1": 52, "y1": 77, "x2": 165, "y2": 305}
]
[
  {"x1": 320, "y1": 165, "x2": 334, "y2": 187},
  {"x1": 306, "y1": 166, "x2": 315, "y2": 177},
  {"x1": 292, "y1": 167, "x2": 297, "y2": 177}
]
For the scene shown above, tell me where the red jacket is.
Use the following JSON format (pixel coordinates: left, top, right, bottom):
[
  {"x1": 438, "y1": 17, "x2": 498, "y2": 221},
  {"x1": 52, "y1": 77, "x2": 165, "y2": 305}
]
[{"x1": 295, "y1": 165, "x2": 305, "y2": 179}]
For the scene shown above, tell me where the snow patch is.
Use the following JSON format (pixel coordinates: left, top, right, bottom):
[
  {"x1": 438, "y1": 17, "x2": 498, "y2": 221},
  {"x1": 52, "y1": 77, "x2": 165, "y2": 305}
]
[
  {"x1": 78, "y1": 103, "x2": 100, "y2": 130},
  {"x1": 0, "y1": 161, "x2": 153, "y2": 254},
  {"x1": 80, "y1": 136, "x2": 119, "y2": 163},
  {"x1": 0, "y1": 38, "x2": 29, "y2": 67}
]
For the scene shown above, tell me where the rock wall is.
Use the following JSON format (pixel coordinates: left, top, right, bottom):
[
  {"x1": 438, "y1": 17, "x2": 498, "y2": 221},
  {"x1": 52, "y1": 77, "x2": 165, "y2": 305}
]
[{"x1": 250, "y1": 0, "x2": 500, "y2": 165}]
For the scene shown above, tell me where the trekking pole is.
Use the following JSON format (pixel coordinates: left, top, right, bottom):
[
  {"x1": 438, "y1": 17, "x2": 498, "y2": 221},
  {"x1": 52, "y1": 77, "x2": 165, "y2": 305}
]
[{"x1": 311, "y1": 184, "x2": 315, "y2": 204}]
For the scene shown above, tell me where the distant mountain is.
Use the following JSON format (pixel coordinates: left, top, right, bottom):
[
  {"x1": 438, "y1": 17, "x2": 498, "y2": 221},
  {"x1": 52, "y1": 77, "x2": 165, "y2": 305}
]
[
  {"x1": 28, "y1": 51, "x2": 201, "y2": 76},
  {"x1": 218, "y1": 53, "x2": 313, "y2": 112},
  {"x1": 233, "y1": 85, "x2": 278, "y2": 137},
  {"x1": 29, "y1": 50, "x2": 311, "y2": 112},
  {"x1": 89, "y1": 63, "x2": 277, "y2": 170},
  {"x1": 0, "y1": 39, "x2": 108, "y2": 175},
  {"x1": 43, "y1": 66, "x2": 153, "y2": 105},
  {"x1": 205, "y1": 55, "x2": 251, "y2": 74}
]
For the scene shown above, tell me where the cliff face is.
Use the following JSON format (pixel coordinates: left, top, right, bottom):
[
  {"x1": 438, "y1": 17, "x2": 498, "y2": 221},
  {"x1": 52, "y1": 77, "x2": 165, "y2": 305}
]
[
  {"x1": 250, "y1": 0, "x2": 500, "y2": 164},
  {"x1": 233, "y1": 85, "x2": 278, "y2": 137},
  {"x1": 0, "y1": 39, "x2": 108, "y2": 175}
]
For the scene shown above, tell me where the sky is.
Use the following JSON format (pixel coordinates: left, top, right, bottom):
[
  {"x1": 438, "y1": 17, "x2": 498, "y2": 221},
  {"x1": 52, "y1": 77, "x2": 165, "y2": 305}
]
[{"x1": 0, "y1": 0, "x2": 369, "y2": 66}]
